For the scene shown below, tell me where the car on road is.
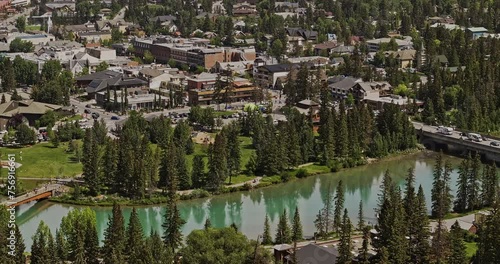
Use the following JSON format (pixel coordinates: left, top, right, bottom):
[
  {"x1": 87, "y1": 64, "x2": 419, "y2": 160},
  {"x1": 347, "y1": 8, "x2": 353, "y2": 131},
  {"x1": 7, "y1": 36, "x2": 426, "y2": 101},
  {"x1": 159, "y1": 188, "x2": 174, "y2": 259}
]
[
  {"x1": 490, "y1": 141, "x2": 500, "y2": 147},
  {"x1": 85, "y1": 104, "x2": 92, "y2": 108},
  {"x1": 91, "y1": 112, "x2": 100, "y2": 119},
  {"x1": 111, "y1": 116, "x2": 120, "y2": 120},
  {"x1": 84, "y1": 109, "x2": 91, "y2": 114}
]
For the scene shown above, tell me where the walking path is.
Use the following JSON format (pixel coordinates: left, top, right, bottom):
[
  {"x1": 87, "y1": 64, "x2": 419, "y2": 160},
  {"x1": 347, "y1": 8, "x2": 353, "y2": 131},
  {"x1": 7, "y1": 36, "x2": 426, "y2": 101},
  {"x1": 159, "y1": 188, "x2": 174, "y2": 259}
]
[{"x1": 177, "y1": 176, "x2": 262, "y2": 195}]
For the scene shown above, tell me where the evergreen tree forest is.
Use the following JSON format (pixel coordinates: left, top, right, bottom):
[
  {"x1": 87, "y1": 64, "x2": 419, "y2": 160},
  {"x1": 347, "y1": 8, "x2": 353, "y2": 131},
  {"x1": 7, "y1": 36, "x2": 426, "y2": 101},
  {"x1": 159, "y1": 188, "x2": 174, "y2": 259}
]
[
  {"x1": 79, "y1": 98, "x2": 416, "y2": 198},
  {"x1": 0, "y1": 203, "x2": 272, "y2": 264}
]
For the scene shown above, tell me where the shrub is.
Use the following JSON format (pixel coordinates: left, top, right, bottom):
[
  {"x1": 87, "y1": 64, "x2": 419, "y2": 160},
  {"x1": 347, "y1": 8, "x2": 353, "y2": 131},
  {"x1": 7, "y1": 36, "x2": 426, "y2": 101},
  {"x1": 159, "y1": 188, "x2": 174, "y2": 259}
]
[
  {"x1": 295, "y1": 168, "x2": 310, "y2": 178},
  {"x1": 327, "y1": 160, "x2": 343, "y2": 172},
  {"x1": 255, "y1": 182, "x2": 272, "y2": 188},
  {"x1": 280, "y1": 172, "x2": 292, "y2": 182}
]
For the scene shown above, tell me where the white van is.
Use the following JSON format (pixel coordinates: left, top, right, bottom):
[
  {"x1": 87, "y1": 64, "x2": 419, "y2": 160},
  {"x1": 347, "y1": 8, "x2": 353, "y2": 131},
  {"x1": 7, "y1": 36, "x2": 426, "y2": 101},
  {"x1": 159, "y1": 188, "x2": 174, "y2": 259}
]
[
  {"x1": 467, "y1": 133, "x2": 483, "y2": 142},
  {"x1": 437, "y1": 126, "x2": 453, "y2": 135}
]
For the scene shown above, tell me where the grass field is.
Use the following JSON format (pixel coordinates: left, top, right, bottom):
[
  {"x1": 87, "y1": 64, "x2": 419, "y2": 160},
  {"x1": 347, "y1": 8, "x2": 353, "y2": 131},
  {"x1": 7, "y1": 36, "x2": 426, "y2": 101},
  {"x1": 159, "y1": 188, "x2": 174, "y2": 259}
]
[
  {"x1": 213, "y1": 110, "x2": 236, "y2": 117},
  {"x1": 1, "y1": 142, "x2": 82, "y2": 178},
  {"x1": 0, "y1": 135, "x2": 256, "y2": 183},
  {"x1": 465, "y1": 242, "x2": 478, "y2": 258},
  {"x1": 25, "y1": 25, "x2": 41, "y2": 31}
]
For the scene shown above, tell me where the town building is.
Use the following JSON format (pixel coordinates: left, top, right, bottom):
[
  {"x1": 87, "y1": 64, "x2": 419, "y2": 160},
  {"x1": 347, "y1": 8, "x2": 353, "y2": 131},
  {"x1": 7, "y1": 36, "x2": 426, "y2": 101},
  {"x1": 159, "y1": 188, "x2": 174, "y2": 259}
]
[
  {"x1": 254, "y1": 63, "x2": 297, "y2": 89},
  {"x1": 467, "y1": 27, "x2": 488, "y2": 39},
  {"x1": 86, "y1": 46, "x2": 117, "y2": 61},
  {"x1": 186, "y1": 73, "x2": 259, "y2": 105},
  {"x1": 366, "y1": 37, "x2": 413, "y2": 52},
  {"x1": 0, "y1": 99, "x2": 62, "y2": 129},
  {"x1": 132, "y1": 36, "x2": 255, "y2": 69},
  {"x1": 95, "y1": 88, "x2": 165, "y2": 111}
]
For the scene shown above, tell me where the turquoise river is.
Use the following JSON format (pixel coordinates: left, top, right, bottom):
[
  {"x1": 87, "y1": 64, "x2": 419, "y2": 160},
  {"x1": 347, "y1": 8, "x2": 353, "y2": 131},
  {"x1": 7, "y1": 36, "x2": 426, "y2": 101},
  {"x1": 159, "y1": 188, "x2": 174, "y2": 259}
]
[{"x1": 16, "y1": 152, "x2": 463, "y2": 250}]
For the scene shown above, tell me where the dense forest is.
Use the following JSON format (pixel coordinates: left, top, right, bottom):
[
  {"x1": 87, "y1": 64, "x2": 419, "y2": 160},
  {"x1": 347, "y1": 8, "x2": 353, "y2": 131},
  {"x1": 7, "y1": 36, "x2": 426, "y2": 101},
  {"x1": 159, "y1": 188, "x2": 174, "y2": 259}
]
[{"x1": 79, "y1": 97, "x2": 415, "y2": 199}]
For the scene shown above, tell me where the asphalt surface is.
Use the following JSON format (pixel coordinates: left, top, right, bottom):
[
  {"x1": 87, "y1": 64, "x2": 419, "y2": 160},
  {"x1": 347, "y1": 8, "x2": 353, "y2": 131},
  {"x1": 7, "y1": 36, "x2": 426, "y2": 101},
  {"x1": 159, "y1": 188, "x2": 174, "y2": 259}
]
[
  {"x1": 69, "y1": 89, "x2": 286, "y2": 132},
  {"x1": 413, "y1": 121, "x2": 500, "y2": 148}
]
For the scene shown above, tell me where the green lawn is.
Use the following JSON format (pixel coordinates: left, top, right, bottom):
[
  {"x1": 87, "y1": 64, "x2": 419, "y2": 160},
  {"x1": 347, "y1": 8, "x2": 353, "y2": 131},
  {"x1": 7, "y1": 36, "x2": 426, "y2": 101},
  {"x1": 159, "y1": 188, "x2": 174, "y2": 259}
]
[
  {"x1": 465, "y1": 242, "x2": 478, "y2": 258},
  {"x1": 65, "y1": 114, "x2": 84, "y2": 122},
  {"x1": 213, "y1": 111, "x2": 236, "y2": 117},
  {"x1": 26, "y1": 25, "x2": 41, "y2": 31},
  {"x1": 1, "y1": 142, "x2": 82, "y2": 178}
]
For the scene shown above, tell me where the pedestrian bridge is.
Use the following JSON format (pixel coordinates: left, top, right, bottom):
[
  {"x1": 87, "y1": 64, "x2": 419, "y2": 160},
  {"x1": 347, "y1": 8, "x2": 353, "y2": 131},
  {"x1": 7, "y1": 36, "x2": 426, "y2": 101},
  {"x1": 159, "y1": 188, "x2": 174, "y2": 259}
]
[{"x1": 2, "y1": 184, "x2": 63, "y2": 208}]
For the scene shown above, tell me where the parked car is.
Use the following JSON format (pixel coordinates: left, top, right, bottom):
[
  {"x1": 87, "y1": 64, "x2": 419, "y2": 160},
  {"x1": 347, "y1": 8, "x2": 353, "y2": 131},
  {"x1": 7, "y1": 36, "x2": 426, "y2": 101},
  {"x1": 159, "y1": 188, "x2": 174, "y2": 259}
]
[
  {"x1": 490, "y1": 141, "x2": 500, "y2": 147},
  {"x1": 111, "y1": 116, "x2": 120, "y2": 120}
]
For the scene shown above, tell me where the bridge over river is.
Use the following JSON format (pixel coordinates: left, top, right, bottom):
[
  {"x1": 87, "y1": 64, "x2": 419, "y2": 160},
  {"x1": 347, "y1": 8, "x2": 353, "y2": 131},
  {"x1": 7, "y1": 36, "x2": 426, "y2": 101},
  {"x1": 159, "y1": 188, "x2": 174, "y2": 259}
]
[
  {"x1": 2, "y1": 184, "x2": 64, "y2": 208},
  {"x1": 413, "y1": 122, "x2": 500, "y2": 161}
]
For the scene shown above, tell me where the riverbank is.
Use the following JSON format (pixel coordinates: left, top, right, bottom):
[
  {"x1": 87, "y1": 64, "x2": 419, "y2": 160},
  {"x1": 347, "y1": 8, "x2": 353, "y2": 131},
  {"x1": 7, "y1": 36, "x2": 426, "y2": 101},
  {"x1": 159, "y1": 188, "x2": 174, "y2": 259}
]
[{"x1": 48, "y1": 148, "x2": 424, "y2": 207}]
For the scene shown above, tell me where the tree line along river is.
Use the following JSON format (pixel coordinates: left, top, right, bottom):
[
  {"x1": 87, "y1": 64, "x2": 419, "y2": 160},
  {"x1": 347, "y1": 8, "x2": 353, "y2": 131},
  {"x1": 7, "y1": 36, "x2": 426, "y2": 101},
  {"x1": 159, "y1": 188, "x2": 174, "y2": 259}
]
[{"x1": 16, "y1": 152, "x2": 463, "y2": 250}]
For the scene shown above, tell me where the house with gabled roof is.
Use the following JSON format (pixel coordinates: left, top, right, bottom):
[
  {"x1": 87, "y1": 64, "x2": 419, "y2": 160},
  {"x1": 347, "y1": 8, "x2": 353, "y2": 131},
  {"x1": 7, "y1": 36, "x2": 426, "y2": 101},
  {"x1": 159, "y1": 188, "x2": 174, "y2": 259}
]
[{"x1": 0, "y1": 100, "x2": 62, "y2": 129}]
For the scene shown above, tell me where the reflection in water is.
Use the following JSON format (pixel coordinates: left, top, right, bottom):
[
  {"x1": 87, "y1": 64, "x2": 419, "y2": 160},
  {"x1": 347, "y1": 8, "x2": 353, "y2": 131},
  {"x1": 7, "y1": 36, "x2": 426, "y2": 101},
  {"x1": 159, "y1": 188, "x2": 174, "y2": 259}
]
[{"x1": 17, "y1": 153, "x2": 462, "y2": 251}]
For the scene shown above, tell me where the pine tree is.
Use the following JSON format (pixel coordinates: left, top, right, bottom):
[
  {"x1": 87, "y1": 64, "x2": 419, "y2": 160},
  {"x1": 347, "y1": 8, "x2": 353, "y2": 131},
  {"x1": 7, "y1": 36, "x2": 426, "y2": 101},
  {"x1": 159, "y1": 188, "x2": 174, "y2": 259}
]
[
  {"x1": 204, "y1": 218, "x2": 212, "y2": 230},
  {"x1": 413, "y1": 186, "x2": 431, "y2": 263},
  {"x1": 454, "y1": 156, "x2": 470, "y2": 213},
  {"x1": 447, "y1": 221, "x2": 467, "y2": 264},
  {"x1": 318, "y1": 105, "x2": 335, "y2": 164},
  {"x1": 162, "y1": 203, "x2": 186, "y2": 254},
  {"x1": 191, "y1": 155, "x2": 205, "y2": 189},
  {"x1": 467, "y1": 153, "x2": 481, "y2": 211},
  {"x1": 387, "y1": 187, "x2": 408, "y2": 263},
  {"x1": 176, "y1": 147, "x2": 191, "y2": 190},
  {"x1": 207, "y1": 133, "x2": 228, "y2": 189},
  {"x1": 126, "y1": 208, "x2": 144, "y2": 264},
  {"x1": 55, "y1": 229, "x2": 68, "y2": 262},
  {"x1": 84, "y1": 213, "x2": 99, "y2": 264},
  {"x1": 275, "y1": 209, "x2": 291, "y2": 244},
  {"x1": 358, "y1": 226, "x2": 371, "y2": 264},
  {"x1": 102, "y1": 203, "x2": 125, "y2": 264},
  {"x1": 145, "y1": 230, "x2": 172, "y2": 264},
  {"x1": 31, "y1": 221, "x2": 53, "y2": 264},
  {"x1": 482, "y1": 162, "x2": 498, "y2": 207},
  {"x1": 431, "y1": 153, "x2": 452, "y2": 219},
  {"x1": 158, "y1": 141, "x2": 178, "y2": 192},
  {"x1": 358, "y1": 201, "x2": 364, "y2": 231},
  {"x1": 225, "y1": 121, "x2": 241, "y2": 181},
  {"x1": 404, "y1": 167, "x2": 419, "y2": 261},
  {"x1": 103, "y1": 139, "x2": 119, "y2": 192},
  {"x1": 335, "y1": 101, "x2": 349, "y2": 157},
  {"x1": 476, "y1": 202, "x2": 500, "y2": 263},
  {"x1": 333, "y1": 180, "x2": 345, "y2": 233},
  {"x1": 315, "y1": 184, "x2": 334, "y2": 237},
  {"x1": 262, "y1": 214, "x2": 273, "y2": 245},
  {"x1": 162, "y1": 144, "x2": 186, "y2": 255},
  {"x1": 291, "y1": 206, "x2": 303, "y2": 242},
  {"x1": 337, "y1": 209, "x2": 352, "y2": 264},
  {"x1": 82, "y1": 129, "x2": 103, "y2": 195},
  {"x1": 13, "y1": 224, "x2": 26, "y2": 264}
]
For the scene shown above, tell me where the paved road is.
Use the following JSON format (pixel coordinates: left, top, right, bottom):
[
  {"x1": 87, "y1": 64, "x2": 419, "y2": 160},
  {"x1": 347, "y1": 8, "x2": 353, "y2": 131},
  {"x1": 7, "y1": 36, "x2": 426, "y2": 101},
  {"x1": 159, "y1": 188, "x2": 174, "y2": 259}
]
[
  {"x1": 112, "y1": 6, "x2": 127, "y2": 21},
  {"x1": 70, "y1": 89, "x2": 287, "y2": 132},
  {"x1": 413, "y1": 121, "x2": 499, "y2": 148}
]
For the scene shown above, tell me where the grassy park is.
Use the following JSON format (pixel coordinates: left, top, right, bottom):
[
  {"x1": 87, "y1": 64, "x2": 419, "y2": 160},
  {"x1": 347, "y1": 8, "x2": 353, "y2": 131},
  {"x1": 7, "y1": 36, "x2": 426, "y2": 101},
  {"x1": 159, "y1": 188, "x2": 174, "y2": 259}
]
[{"x1": 1, "y1": 142, "x2": 82, "y2": 178}]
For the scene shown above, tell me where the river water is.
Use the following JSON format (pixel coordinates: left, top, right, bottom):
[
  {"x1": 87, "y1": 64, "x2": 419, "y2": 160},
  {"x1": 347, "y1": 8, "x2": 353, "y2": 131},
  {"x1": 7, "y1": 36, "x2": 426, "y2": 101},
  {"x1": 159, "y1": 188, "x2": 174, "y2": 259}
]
[{"x1": 17, "y1": 152, "x2": 462, "y2": 250}]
